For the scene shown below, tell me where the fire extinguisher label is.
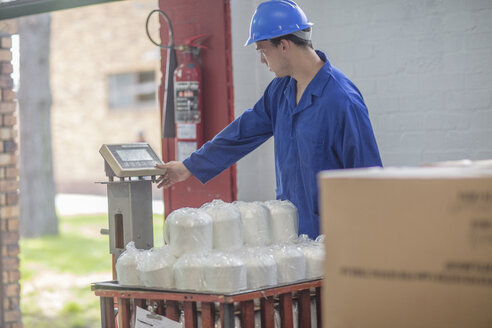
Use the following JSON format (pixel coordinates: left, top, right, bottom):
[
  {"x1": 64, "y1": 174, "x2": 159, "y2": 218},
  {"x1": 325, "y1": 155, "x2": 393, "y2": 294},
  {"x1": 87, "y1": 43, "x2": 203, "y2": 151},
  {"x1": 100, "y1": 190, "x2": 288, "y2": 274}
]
[
  {"x1": 177, "y1": 141, "x2": 197, "y2": 162},
  {"x1": 175, "y1": 81, "x2": 200, "y2": 123},
  {"x1": 177, "y1": 123, "x2": 197, "y2": 139}
]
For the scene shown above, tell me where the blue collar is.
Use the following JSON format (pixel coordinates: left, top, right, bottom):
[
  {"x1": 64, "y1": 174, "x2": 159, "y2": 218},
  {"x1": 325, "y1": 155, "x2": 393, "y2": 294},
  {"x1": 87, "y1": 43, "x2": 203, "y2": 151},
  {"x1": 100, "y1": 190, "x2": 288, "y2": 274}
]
[{"x1": 285, "y1": 50, "x2": 332, "y2": 113}]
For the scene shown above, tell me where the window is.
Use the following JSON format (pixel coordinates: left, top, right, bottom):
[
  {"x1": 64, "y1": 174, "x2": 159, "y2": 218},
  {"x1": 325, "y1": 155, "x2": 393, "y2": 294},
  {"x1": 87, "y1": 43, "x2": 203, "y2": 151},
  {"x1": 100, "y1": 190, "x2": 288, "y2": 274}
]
[{"x1": 108, "y1": 71, "x2": 157, "y2": 109}]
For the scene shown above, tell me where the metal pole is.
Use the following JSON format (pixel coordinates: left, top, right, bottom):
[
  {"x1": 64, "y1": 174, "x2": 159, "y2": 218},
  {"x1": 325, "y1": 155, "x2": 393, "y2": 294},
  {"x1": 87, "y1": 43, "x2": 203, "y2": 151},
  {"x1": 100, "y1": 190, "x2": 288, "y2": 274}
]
[{"x1": 223, "y1": 303, "x2": 235, "y2": 328}]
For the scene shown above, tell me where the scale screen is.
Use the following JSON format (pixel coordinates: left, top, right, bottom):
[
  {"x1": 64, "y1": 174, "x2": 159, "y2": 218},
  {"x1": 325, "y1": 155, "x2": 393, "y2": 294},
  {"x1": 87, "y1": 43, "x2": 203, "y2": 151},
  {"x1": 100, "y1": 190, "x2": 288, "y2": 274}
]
[
  {"x1": 99, "y1": 143, "x2": 166, "y2": 177},
  {"x1": 116, "y1": 148, "x2": 154, "y2": 162}
]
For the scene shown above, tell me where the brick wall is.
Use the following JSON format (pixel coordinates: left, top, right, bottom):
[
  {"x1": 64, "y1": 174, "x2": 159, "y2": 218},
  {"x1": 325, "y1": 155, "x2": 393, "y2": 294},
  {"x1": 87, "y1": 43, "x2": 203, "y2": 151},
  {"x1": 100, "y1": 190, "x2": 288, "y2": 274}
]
[{"x1": 0, "y1": 32, "x2": 22, "y2": 328}]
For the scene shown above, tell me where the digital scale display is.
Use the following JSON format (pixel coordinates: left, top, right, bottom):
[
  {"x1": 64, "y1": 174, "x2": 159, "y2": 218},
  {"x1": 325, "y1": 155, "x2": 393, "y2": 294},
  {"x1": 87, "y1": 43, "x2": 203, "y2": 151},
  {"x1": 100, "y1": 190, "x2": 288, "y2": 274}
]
[
  {"x1": 99, "y1": 143, "x2": 166, "y2": 177},
  {"x1": 116, "y1": 149, "x2": 154, "y2": 162}
]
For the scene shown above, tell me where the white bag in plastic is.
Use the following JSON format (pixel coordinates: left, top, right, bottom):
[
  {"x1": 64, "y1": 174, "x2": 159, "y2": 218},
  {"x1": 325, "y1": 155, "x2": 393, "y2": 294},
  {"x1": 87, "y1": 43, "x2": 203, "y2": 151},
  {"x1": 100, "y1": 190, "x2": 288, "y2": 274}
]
[
  {"x1": 165, "y1": 207, "x2": 213, "y2": 257},
  {"x1": 295, "y1": 235, "x2": 324, "y2": 279},
  {"x1": 202, "y1": 251, "x2": 247, "y2": 293},
  {"x1": 234, "y1": 247, "x2": 277, "y2": 289},
  {"x1": 137, "y1": 245, "x2": 176, "y2": 288},
  {"x1": 173, "y1": 251, "x2": 209, "y2": 291},
  {"x1": 115, "y1": 241, "x2": 144, "y2": 286},
  {"x1": 268, "y1": 243, "x2": 306, "y2": 284},
  {"x1": 264, "y1": 200, "x2": 299, "y2": 243},
  {"x1": 201, "y1": 199, "x2": 243, "y2": 251},
  {"x1": 234, "y1": 201, "x2": 272, "y2": 246}
]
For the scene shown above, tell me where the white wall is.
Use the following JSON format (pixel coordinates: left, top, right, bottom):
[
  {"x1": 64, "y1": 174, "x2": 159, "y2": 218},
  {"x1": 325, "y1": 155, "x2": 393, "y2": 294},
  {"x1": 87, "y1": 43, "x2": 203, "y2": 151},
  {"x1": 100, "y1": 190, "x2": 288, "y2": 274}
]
[
  {"x1": 231, "y1": 0, "x2": 492, "y2": 200},
  {"x1": 231, "y1": 0, "x2": 276, "y2": 201}
]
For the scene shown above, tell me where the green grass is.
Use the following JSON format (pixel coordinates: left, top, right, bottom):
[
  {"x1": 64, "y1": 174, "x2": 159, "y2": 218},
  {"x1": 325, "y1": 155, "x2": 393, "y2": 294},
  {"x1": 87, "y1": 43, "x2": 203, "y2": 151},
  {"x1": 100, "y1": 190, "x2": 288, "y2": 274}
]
[{"x1": 19, "y1": 213, "x2": 165, "y2": 328}]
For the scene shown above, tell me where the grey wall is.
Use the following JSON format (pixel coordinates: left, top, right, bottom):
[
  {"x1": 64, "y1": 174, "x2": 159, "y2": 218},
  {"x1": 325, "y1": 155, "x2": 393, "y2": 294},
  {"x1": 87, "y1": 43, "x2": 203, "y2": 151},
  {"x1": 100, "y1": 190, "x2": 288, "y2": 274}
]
[{"x1": 231, "y1": 0, "x2": 492, "y2": 201}]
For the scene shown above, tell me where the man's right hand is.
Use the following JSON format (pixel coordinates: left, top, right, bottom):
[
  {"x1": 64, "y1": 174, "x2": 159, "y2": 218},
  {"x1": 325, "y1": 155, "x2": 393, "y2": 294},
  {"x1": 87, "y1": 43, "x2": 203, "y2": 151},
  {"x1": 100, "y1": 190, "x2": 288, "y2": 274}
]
[{"x1": 155, "y1": 161, "x2": 192, "y2": 189}]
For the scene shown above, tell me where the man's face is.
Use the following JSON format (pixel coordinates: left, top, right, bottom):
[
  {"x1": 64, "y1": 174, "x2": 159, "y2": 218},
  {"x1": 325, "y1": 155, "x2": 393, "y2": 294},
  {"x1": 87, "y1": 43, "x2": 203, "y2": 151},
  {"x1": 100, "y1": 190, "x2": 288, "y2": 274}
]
[{"x1": 255, "y1": 40, "x2": 289, "y2": 78}]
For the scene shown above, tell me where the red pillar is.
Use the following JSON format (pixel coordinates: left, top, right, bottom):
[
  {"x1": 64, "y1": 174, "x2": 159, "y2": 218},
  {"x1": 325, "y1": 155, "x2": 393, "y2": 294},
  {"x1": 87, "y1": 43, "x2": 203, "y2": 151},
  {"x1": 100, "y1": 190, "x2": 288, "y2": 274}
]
[{"x1": 158, "y1": 0, "x2": 237, "y2": 213}]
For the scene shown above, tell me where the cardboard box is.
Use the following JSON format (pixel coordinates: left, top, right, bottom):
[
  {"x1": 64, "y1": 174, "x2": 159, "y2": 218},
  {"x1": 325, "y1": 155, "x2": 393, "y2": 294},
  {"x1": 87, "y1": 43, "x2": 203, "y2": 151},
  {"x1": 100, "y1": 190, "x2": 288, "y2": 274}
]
[{"x1": 318, "y1": 167, "x2": 492, "y2": 328}]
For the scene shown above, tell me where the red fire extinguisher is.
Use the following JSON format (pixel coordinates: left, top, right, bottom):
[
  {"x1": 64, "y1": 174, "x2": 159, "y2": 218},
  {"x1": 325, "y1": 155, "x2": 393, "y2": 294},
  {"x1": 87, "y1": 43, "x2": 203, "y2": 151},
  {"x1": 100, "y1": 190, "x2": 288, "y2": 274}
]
[
  {"x1": 145, "y1": 10, "x2": 207, "y2": 162},
  {"x1": 173, "y1": 34, "x2": 207, "y2": 162}
]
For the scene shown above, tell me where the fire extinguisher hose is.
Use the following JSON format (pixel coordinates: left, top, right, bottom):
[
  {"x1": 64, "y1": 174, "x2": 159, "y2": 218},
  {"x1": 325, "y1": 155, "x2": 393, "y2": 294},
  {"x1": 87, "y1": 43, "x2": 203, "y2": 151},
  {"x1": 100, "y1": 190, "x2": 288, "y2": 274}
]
[
  {"x1": 145, "y1": 9, "x2": 177, "y2": 138},
  {"x1": 145, "y1": 9, "x2": 174, "y2": 50}
]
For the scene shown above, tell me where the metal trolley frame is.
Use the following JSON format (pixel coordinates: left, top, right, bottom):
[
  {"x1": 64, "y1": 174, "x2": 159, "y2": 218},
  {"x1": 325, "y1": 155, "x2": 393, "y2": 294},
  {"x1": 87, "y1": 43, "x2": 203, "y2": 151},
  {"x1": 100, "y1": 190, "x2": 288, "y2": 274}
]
[{"x1": 92, "y1": 279, "x2": 322, "y2": 328}]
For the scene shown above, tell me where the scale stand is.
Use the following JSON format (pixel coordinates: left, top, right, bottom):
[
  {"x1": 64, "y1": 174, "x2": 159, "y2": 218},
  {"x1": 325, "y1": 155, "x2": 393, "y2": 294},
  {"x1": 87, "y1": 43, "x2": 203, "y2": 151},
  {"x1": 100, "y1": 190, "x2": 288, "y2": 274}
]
[{"x1": 97, "y1": 143, "x2": 166, "y2": 276}]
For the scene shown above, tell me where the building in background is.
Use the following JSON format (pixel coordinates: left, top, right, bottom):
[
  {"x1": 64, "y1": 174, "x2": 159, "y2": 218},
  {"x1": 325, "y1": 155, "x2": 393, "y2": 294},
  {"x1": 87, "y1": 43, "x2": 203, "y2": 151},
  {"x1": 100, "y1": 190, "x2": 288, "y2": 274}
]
[{"x1": 50, "y1": 0, "x2": 162, "y2": 195}]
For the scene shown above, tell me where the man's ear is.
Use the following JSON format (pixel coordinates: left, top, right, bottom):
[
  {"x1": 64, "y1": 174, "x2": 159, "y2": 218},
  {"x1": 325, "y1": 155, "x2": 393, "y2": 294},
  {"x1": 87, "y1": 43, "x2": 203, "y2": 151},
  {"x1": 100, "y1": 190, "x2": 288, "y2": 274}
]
[{"x1": 280, "y1": 39, "x2": 290, "y2": 52}]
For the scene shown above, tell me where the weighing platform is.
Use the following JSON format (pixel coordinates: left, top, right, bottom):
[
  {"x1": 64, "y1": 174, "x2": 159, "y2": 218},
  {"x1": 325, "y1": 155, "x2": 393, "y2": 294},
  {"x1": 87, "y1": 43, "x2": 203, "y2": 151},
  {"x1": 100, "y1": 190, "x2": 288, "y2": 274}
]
[
  {"x1": 94, "y1": 143, "x2": 323, "y2": 327},
  {"x1": 92, "y1": 278, "x2": 322, "y2": 328}
]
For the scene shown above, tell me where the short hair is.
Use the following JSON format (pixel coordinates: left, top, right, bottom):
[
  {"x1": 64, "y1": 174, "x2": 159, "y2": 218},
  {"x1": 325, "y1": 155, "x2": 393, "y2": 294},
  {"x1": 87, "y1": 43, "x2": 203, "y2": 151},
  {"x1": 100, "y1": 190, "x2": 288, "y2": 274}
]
[{"x1": 269, "y1": 28, "x2": 313, "y2": 49}]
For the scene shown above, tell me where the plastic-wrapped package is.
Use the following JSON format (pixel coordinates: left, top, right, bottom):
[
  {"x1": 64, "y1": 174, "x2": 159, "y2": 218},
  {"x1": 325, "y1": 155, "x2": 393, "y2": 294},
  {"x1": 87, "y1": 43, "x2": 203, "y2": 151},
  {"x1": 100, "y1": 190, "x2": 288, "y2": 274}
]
[
  {"x1": 201, "y1": 199, "x2": 243, "y2": 251},
  {"x1": 234, "y1": 201, "x2": 272, "y2": 246},
  {"x1": 296, "y1": 234, "x2": 312, "y2": 244},
  {"x1": 264, "y1": 200, "x2": 299, "y2": 243},
  {"x1": 136, "y1": 246, "x2": 176, "y2": 288},
  {"x1": 297, "y1": 244, "x2": 324, "y2": 279},
  {"x1": 234, "y1": 247, "x2": 277, "y2": 289},
  {"x1": 164, "y1": 207, "x2": 213, "y2": 257},
  {"x1": 202, "y1": 251, "x2": 247, "y2": 293},
  {"x1": 173, "y1": 251, "x2": 209, "y2": 291},
  {"x1": 296, "y1": 235, "x2": 325, "y2": 279},
  {"x1": 268, "y1": 244, "x2": 305, "y2": 284},
  {"x1": 296, "y1": 234, "x2": 324, "y2": 279},
  {"x1": 115, "y1": 241, "x2": 144, "y2": 286}
]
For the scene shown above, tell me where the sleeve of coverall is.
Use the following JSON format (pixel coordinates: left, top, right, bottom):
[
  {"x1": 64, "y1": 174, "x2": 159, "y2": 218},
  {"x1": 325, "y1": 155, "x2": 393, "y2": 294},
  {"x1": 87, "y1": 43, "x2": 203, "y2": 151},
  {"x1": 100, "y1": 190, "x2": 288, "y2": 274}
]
[
  {"x1": 182, "y1": 95, "x2": 274, "y2": 184},
  {"x1": 339, "y1": 101, "x2": 383, "y2": 168}
]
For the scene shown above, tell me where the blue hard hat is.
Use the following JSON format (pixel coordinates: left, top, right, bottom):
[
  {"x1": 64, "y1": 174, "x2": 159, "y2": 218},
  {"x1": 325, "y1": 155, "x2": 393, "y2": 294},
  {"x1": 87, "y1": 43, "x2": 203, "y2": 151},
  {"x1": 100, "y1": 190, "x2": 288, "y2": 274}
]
[{"x1": 244, "y1": 0, "x2": 313, "y2": 46}]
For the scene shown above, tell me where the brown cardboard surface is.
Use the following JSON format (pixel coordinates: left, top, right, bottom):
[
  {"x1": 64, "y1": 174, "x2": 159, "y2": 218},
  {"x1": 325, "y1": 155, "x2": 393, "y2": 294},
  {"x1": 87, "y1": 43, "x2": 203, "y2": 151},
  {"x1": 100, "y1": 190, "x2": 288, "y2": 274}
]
[{"x1": 319, "y1": 167, "x2": 492, "y2": 328}]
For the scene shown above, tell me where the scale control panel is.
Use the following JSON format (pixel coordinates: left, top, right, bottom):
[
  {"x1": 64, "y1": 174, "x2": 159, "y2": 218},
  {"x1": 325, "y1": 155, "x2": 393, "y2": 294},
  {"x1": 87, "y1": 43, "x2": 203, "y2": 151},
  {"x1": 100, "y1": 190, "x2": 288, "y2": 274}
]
[{"x1": 99, "y1": 143, "x2": 166, "y2": 178}]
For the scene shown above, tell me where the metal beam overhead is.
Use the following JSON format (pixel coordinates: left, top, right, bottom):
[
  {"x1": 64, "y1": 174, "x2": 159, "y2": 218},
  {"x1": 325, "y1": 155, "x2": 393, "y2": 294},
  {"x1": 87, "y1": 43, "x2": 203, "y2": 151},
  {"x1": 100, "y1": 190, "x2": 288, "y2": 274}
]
[{"x1": 0, "y1": 0, "x2": 126, "y2": 20}]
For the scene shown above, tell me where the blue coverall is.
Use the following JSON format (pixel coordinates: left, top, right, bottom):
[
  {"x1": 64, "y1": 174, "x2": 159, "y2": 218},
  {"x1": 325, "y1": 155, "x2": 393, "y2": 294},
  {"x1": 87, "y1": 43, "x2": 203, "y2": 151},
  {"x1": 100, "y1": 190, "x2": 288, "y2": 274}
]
[{"x1": 183, "y1": 50, "x2": 382, "y2": 239}]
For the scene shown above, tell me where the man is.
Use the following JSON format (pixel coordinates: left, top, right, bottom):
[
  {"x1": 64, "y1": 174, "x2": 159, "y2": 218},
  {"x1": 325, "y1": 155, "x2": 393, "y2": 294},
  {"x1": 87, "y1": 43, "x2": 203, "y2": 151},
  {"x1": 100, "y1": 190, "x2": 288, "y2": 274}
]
[{"x1": 156, "y1": 0, "x2": 382, "y2": 239}]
